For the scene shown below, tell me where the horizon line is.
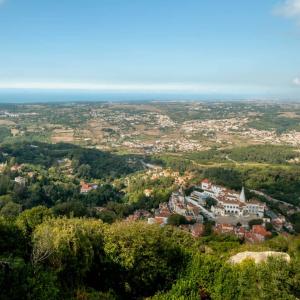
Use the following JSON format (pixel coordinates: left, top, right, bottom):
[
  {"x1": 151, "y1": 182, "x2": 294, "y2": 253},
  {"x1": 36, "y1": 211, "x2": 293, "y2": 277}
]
[{"x1": 0, "y1": 81, "x2": 274, "y2": 94}]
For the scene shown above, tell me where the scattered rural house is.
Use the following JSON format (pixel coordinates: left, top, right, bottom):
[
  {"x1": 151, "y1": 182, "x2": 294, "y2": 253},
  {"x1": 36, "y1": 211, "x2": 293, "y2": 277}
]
[
  {"x1": 251, "y1": 225, "x2": 272, "y2": 242},
  {"x1": 178, "y1": 224, "x2": 190, "y2": 233},
  {"x1": 14, "y1": 176, "x2": 26, "y2": 186},
  {"x1": 11, "y1": 164, "x2": 23, "y2": 172},
  {"x1": 147, "y1": 203, "x2": 172, "y2": 226},
  {"x1": 265, "y1": 209, "x2": 293, "y2": 232},
  {"x1": 214, "y1": 223, "x2": 235, "y2": 235},
  {"x1": 57, "y1": 158, "x2": 70, "y2": 164},
  {"x1": 27, "y1": 172, "x2": 35, "y2": 178},
  {"x1": 178, "y1": 223, "x2": 205, "y2": 237},
  {"x1": 143, "y1": 189, "x2": 153, "y2": 197},
  {"x1": 148, "y1": 215, "x2": 169, "y2": 226},
  {"x1": 0, "y1": 163, "x2": 7, "y2": 173},
  {"x1": 146, "y1": 168, "x2": 194, "y2": 186},
  {"x1": 80, "y1": 182, "x2": 98, "y2": 194},
  {"x1": 284, "y1": 222, "x2": 294, "y2": 232},
  {"x1": 94, "y1": 207, "x2": 107, "y2": 213},
  {"x1": 235, "y1": 226, "x2": 247, "y2": 239},
  {"x1": 272, "y1": 218, "x2": 284, "y2": 231},
  {"x1": 191, "y1": 223, "x2": 205, "y2": 237},
  {"x1": 126, "y1": 210, "x2": 152, "y2": 221}
]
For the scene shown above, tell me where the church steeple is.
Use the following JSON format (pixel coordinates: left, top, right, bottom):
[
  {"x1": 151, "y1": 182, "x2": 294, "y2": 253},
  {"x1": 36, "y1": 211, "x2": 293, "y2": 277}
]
[{"x1": 240, "y1": 186, "x2": 246, "y2": 202}]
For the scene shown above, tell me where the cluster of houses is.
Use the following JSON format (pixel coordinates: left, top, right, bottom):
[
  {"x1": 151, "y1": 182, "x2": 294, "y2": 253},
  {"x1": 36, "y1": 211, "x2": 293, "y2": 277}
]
[
  {"x1": 119, "y1": 137, "x2": 206, "y2": 154},
  {"x1": 177, "y1": 223, "x2": 205, "y2": 238},
  {"x1": 0, "y1": 156, "x2": 295, "y2": 243},
  {"x1": 146, "y1": 178, "x2": 268, "y2": 226},
  {"x1": 147, "y1": 201, "x2": 205, "y2": 237},
  {"x1": 265, "y1": 210, "x2": 294, "y2": 232},
  {"x1": 126, "y1": 209, "x2": 152, "y2": 222},
  {"x1": 145, "y1": 167, "x2": 194, "y2": 186},
  {"x1": 0, "y1": 163, "x2": 28, "y2": 186},
  {"x1": 1, "y1": 162, "x2": 100, "y2": 194},
  {"x1": 169, "y1": 190, "x2": 204, "y2": 222},
  {"x1": 147, "y1": 188, "x2": 205, "y2": 226},
  {"x1": 0, "y1": 162, "x2": 24, "y2": 173},
  {"x1": 241, "y1": 128, "x2": 300, "y2": 147},
  {"x1": 147, "y1": 203, "x2": 173, "y2": 226},
  {"x1": 181, "y1": 117, "x2": 300, "y2": 147},
  {"x1": 143, "y1": 188, "x2": 274, "y2": 241},
  {"x1": 214, "y1": 223, "x2": 272, "y2": 242},
  {"x1": 152, "y1": 179, "x2": 268, "y2": 224},
  {"x1": 143, "y1": 179, "x2": 293, "y2": 242}
]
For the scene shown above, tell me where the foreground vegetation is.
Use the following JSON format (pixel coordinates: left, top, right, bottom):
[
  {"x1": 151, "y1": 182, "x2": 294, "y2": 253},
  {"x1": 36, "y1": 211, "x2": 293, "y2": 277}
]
[{"x1": 1, "y1": 211, "x2": 300, "y2": 300}]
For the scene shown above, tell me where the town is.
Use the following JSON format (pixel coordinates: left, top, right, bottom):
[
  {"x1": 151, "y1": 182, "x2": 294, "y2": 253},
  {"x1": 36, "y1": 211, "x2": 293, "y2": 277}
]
[
  {"x1": 1, "y1": 155, "x2": 296, "y2": 244},
  {"x1": 1, "y1": 102, "x2": 300, "y2": 154},
  {"x1": 146, "y1": 179, "x2": 294, "y2": 242}
]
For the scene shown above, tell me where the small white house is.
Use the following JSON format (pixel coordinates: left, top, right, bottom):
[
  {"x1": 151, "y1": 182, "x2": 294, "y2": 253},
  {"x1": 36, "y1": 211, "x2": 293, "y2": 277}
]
[{"x1": 14, "y1": 176, "x2": 26, "y2": 186}]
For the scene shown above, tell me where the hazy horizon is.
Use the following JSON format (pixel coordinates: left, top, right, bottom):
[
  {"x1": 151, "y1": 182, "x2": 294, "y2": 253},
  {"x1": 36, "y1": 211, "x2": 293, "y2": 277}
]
[{"x1": 0, "y1": 89, "x2": 299, "y2": 104}]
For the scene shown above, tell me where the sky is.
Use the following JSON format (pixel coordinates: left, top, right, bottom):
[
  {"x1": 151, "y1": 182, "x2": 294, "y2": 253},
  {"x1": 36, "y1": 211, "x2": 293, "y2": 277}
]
[{"x1": 0, "y1": 0, "x2": 300, "y2": 99}]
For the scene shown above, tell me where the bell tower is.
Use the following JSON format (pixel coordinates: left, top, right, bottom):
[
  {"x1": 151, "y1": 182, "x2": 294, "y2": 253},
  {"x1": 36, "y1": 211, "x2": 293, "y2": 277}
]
[{"x1": 240, "y1": 186, "x2": 246, "y2": 203}]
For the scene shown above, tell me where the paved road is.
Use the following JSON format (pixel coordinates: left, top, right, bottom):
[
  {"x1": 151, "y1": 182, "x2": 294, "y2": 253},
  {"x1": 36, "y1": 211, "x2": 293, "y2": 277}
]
[
  {"x1": 185, "y1": 197, "x2": 215, "y2": 220},
  {"x1": 225, "y1": 155, "x2": 238, "y2": 164}
]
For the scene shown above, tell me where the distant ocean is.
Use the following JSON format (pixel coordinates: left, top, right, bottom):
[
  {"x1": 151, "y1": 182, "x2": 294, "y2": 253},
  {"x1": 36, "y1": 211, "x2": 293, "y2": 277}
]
[{"x1": 0, "y1": 89, "x2": 265, "y2": 104}]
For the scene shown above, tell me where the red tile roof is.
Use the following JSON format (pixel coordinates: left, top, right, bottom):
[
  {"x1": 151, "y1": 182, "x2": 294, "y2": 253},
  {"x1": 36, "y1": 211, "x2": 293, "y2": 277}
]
[
  {"x1": 202, "y1": 178, "x2": 210, "y2": 183},
  {"x1": 252, "y1": 225, "x2": 271, "y2": 237},
  {"x1": 154, "y1": 217, "x2": 167, "y2": 225},
  {"x1": 191, "y1": 224, "x2": 204, "y2": 237}
]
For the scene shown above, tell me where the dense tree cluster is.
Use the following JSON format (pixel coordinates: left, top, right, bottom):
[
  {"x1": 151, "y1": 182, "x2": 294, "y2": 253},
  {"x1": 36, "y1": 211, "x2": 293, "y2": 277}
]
[
  {"x1": 152, "y1": 250, "x2": 300, "y2": 300},
  {"x1": 229, "y1": 145, "x2": 298, "y2": 164},
  {"x1": 1, "y1": 211, "x2": 300, "y2": 299},
  {"x1": 0, "y1": 127, "x2": 12, "y2": 143},
  {"x1": 1, "y1": 213, "x2": 193, "y2": 299},
  {"x1": 0, "y1": 141, "x2": 143, "y2": 179},
  {"x1": 248, "y1": 114, "x2": 300, "y2": 133},
  {"x1": 203, "y1": 168, "x2": 243, "y2": 190}
]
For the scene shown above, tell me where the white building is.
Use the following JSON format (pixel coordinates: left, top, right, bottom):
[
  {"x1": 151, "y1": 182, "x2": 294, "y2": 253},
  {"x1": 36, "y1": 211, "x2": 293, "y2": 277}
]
[
  {"x1": 201, "y1": 179, "x2": 225, "y2": 197},
  {"x1": 187, "y1": 191, "x2": 206, "y2": 206},
  {"x1": 201, "y1": 179, "x2": 265, "y2": 217},
  {"x1": 169, "y1": 191, "x2": 187, "y2": 215},
  {"x1": 168, "y1": 190, "x2": 204, "y2": 222},
  {"x1": 14, "y1": 176, "x2": 26, "y2": 186}
]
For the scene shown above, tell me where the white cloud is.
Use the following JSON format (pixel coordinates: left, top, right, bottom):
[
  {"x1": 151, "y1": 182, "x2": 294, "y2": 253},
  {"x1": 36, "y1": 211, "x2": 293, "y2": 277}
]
[
  {"x1": 293, "y1": 77, "x2": 300, "y2": 85},
  {"x1": 274, "y1": 0, "x2": 300, "y2": 21},
  {"x1": 0, "y1": 81, "x2": 227, "y2": 92},
  {"x1": 0, "y1": 81, "x2": 264, "y2": 94}
]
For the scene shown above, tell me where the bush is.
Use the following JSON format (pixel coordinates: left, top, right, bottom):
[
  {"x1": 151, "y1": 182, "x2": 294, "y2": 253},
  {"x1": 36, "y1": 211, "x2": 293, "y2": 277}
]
[{"x1": 168, "y1": 214, "x2": 188, "y2": 226}]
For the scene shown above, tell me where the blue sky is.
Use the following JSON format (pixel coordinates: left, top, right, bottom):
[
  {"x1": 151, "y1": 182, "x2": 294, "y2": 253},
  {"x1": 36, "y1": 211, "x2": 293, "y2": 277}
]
[{"x1": 0, "y1": 0, "x2": 300, "y2": 98}]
